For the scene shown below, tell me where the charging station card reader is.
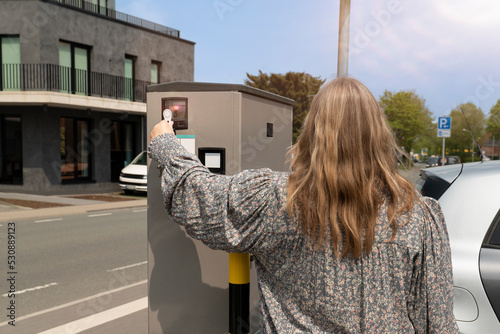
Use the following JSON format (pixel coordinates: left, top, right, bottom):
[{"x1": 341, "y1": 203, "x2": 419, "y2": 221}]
[
  {"x1": 162, "y1": 97, "x2": 188, "y2": 130},
  {"x1": 198, "y1": 147, "x2": 225, "y2": 175}
]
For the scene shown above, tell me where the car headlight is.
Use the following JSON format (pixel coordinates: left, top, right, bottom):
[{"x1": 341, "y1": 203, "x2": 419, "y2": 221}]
[{"x1": 142, "y1": 175, "x2": 147, "y2": 179}]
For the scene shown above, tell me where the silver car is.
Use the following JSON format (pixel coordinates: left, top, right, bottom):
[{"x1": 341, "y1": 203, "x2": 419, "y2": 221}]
[{"x1": 416, "y1": 161, "x2": 500, "y2": 333}]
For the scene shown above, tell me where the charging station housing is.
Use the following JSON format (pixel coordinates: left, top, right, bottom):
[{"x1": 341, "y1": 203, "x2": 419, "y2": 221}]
[{"x1": 147, "y1": 82, "x2": 294, "y2": 333}]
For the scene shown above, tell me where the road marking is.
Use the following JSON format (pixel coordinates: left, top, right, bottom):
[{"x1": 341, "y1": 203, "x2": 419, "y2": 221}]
[
  {"x1": 107, "y1": 261, "x2": 147, "y2": 272},
  {"x1": 2, "y1": 282, "x2": 58, "y2": 297},
  {"x1": 0, "y1": 280, "x2": 147, "y2": 327},
  {"x1": 37, "y1": 297, "x2": 148, "y2": 334},
  {"x1": 35, "y1": 218, "x2": 63, "y2": 223},
  {"x1": 88, "y1": 213, "x2": 112, "y2": 218},
  {"x1": 132, "y1": 208, "x2": 147, "y2": 213}
]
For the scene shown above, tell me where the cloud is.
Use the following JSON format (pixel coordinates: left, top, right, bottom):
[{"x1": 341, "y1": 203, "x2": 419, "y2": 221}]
[{"x1": 347, "y1": 0, "x2": 500, "y2": 115}]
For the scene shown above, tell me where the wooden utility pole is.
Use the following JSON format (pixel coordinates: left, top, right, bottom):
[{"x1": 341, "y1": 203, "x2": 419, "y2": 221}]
[{"x1": 337, "y1": 0, "x2": 351, "y2": 77}]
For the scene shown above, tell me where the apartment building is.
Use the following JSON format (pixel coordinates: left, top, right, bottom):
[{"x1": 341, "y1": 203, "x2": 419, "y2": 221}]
[{"x1": 0, "y1": 0, "x2": 194, "y2": 194}]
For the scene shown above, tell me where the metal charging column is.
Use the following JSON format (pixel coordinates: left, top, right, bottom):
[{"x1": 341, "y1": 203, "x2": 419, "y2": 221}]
[{"x1": 147, "y1": 82, "x2": 294, "y2": 333}]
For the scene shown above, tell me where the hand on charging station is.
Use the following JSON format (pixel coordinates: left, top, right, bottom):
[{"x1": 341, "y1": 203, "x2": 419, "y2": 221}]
[
  {"x1": 163, "y1": 108, "x2": 172, "y2": 125},
  {"x1": 152, "y1": 109, "x2": 176, "y2": 177},
  {"x1": 150, "y1": 109, "x2": 175, "y2": 142}
]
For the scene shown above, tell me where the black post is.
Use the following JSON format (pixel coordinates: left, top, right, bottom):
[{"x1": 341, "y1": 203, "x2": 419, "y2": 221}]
[{"x1": 229, "y1": 253, "x2": 250, "y2": 334}]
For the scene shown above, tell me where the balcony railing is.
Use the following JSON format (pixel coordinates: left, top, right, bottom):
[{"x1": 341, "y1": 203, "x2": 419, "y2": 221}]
[
  {"x1": 46, "y1": 0, "x2": 180, "y2": 38},
  {"x1": 1, "y1": 63, "x2": 150, "y2": 103}
]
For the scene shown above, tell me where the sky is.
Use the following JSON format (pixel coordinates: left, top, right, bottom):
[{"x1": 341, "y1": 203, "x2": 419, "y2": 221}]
[{"x1": 116, "y1": 0, "x2": 500, "y2": 119}]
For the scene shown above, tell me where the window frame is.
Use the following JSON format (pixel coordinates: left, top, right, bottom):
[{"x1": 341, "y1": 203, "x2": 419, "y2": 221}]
[
  {"x1": 0, "y1": 35, "x2": 21, "y2": 91},
  {"x1": 60, "y1": 117, "x2": 93, "y2": 183},
  {"x1": 151, "y1": 61, "x2": 161, "y2": 85},
  {"x1": 0, "y1": 114, "x2": 23, "y2": 185},
  {"x1": 59, "y1": 40, "x2": 91, "y2": 95},
  {"x1": 124, "y1": 54, "x2": 136, "y2": 101},
  {"x1": 483, "y1": 209, "x2": 500, "y2": 249}
]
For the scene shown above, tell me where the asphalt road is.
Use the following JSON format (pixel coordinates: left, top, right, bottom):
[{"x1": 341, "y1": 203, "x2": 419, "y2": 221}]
[
  {"x1": 399, "y1": 162, "x2": 425, "y2": 185},
  {"x1": 0, "y1": 165, "x2": 425, "y2": 333},
  {"x1": 0, "y1": 207, "x2": 148, "y2": 333}
]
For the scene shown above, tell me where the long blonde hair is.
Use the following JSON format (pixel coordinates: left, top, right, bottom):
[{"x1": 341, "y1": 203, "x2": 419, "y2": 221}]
[{"x1": 287, "y1": 77, "x2": 416, "y2": 258}]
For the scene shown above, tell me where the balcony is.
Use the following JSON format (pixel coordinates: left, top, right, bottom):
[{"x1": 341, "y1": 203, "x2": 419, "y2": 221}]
[
  {"x1": 46, "y1": 0, "x2": 180, "y2": 38},
  {"x1": 1, "y1": 63, "x2": 150, "y2": 103}
]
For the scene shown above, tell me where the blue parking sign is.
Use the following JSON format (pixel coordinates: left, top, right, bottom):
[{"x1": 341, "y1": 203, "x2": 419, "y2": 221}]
[{"x1": 438, "y1": 117, "x2": 451, "y2": 130}]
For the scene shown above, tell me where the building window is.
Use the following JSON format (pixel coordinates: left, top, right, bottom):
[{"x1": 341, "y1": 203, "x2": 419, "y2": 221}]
[
  {"x1": 87, "y1": 0, "x2": 107, "y2": 15},
  {"x1": 0, "y1": 115, "x2": 23, "y2": 184},
  {"x1": 60, "y1": 117, "x2": 92, "y2": 182},
  {"x1": 57, "y1": 0, "x2": 107, "y2": 14},
  {"x1": 151, "y1": 61, "x2": 160, "y2": 84},
  {"x1": 59, "y1": 41, "x2": 90, "y2": 95},
  {"x1": 1, "y1": 36, "x2": 21, "y2": 91},
  {"x1": 124, "y1": 55, "x2": 135, "y2": 101},
  {"x1": 110, "y1": 121, "x2": 136, "y2": 181},
  {"x1": 57, "y1": 0, "x2": 83, "y2": 9}
]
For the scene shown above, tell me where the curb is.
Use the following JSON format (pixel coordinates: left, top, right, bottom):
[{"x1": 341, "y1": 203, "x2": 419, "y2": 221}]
[{"x1": 0, "y1": 199, "x2": 148, "y2": 222}]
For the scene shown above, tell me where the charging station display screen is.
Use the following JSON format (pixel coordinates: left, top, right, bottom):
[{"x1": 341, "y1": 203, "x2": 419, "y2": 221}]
[
  {"x1": 204, "y1": 153, "x2": 221, "y2": 168},
  {"x1": 162, "y1": 98, "x2": 188, "y2": 129},
  {"x1": 198, "y1": 147, "x2": 225, "y2": 175}
]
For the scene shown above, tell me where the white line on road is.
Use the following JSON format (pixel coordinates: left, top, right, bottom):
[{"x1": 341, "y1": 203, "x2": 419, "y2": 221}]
[
  {"x1": 88, "y1": 213, "x2": 112, "y2": 218},
  {"x1": 38, "y1": 297, "x2": 148, "y2": 334},
  {"x1": 2, "y1": 282, "x2": 58, "y2": 297},
  {"x1": 0, "y1": 280, "x2": 147, "y2": 327},
  {"x1": 35, "y1": 218, "x2": 63, "y2": 223},
  {"x1": 107, "y1": 261, "x2": 147, "y2": 272},
  {"x1": 132, "y1": 209, "x2": 147, "y2": 213}
]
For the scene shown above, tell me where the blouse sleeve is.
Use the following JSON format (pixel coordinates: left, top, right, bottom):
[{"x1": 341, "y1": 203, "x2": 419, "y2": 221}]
[
  {"x1": 408, "y1": 196, "x2": 459, "y2": 333},
  {"x1": 148, "y1": 133, "x2": 289, "y2": 254}
]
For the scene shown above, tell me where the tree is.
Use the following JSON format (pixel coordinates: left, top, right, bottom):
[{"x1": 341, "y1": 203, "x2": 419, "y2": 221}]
[
  {"x1": 245, "y1": 71, "x2": 325, "y2": 142},
  {"x1": 446, "y1": 103, "x2": 485, "y2": 160},
  {"x1": 487, "y1": 99, "x2": 500, "y2": 134},
  {"x1": 378, "y1": 90, "x2": 434, "y2": 153},
  {"x1": 411, "y1": 121, "x2": 440, "y2": 158}
]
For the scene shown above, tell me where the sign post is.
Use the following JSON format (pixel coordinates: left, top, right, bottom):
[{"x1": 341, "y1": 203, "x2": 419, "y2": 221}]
[{"x1": 437, "y1": 116, "x2": 451, "y2": 165}]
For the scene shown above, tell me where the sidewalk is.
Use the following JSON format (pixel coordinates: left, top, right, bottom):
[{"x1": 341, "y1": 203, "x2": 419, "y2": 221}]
[{"x1": 0, "y1": 192, "x2": 147, "y2": 222}]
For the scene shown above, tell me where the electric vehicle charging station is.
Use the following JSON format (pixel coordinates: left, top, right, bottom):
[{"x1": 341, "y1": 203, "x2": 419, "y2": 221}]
[{"x1": 146, "y1": 82, "x2": 294, "y2": 333}]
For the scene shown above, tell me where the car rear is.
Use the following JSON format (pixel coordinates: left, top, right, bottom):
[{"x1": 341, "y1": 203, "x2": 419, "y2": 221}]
[{"x1": 417, "y1": 161, "x2": 500, "y2": 333}]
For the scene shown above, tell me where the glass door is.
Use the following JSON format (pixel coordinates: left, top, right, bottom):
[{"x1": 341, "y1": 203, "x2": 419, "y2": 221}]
[{"x1": 1, "y1": 37, "x2": 21, "y2": 91}]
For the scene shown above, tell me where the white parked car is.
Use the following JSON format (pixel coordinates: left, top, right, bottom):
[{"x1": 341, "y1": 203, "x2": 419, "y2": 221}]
[
  {"x1": 416, "y1": 161, "x2": 500, "y2": 333},
  {"x1": 119, "y1": 151, "x2": 147, "y2": 193}
]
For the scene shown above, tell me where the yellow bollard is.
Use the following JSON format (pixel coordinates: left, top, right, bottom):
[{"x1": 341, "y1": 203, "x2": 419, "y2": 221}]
[{"x1": 229, "y1": 253, "x2": 250, "y2": 334}]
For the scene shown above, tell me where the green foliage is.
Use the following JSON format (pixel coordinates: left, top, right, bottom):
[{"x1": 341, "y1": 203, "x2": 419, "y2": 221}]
[
  {"x1": 411, "y1": 121, "x2": 440, "y2": 157},
  {"x1": 446, "y1": 103, "x2": 485, "y2": 160},
  {"x1": 245, "y1": 71, "x2": 325, "y2": 143},
  {"x1": 378, "y1": 90, "x2": 434, "y2": 153},
  {"x1": 487, "y1": 99, "x2": 500, "y2": 133}
]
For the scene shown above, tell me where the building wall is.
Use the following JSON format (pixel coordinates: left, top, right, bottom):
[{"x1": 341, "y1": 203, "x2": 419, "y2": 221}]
[
  {"x1": 0, "y1": 0, "x2": 194, "y2": 194},
  {"x1": 0, "y1": 105, "x2": 144, "y2": 194},
  {"x1": 0, "y1": 0, "x2": 194, "y2": 82}
]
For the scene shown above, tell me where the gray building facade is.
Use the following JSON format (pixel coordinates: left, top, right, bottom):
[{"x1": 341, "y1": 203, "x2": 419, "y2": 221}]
[{"x1": 0, "y1": 0, "x2": 195, "y2": 194}]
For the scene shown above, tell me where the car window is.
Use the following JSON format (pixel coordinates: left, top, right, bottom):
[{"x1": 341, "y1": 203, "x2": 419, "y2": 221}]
[
  {"x1": 484, "y1": 210, "x2": 500, "y2": 248},
  {"x1": 131, "y1": 152, "x2": 147, "y2": 165},
  {"x1": 416, "y1": 171, "x2": 451, "y2": 200},
  {"x1": 491, "y1": 225, "x2": 500, "y2": 246}
]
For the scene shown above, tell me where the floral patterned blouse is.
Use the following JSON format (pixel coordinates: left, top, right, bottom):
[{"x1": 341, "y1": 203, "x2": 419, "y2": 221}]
[{"x1": 149, "y1": 133, "x2": 459, "y2": 333}]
